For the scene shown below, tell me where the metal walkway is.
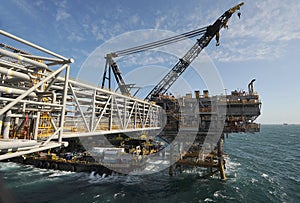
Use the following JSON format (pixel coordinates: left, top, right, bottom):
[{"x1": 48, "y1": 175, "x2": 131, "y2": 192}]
[{"x1": 0, "y1": 30, "x2": 162, "y2": 160}]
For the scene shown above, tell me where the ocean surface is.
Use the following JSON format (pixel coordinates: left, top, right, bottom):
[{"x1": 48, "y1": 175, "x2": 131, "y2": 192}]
[{"x1": 0, "y1": 125, "x2": 299, "y2": 203}]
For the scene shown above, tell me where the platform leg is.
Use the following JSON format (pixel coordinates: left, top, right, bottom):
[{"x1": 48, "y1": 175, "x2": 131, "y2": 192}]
[{"x1": 218, "y1": 135, "x2": 226, "y2": 180}]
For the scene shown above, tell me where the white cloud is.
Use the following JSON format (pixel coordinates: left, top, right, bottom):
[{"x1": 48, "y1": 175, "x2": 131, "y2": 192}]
[
  {"x1": 130, "y1": 14, "x2": 139, "y2": 26},
  {"x1": 210, "y1": 42, "x2": 283, "y2": 62},
  {"x1": 67, "y1": 32, "x2": 85, "y2": 42},
  {"x1": 35, "y1": 0, "x2": 43, "y2": 7},
  {"x1": 13, "y1": 0, "x2": 36, "y2": 17},
  {"x1": 55, "y1": 0, "x2": 71, "y2": 21},
  {"x1": 56, "y1": 11, "x2": 70, "y2": 21},
  {"x1": 213, "y1": 0, "x2": 300, "y2": 62},
  {"x1": 231, "y1": 0, "x2": 300, "y2": 42},
  {"x1": 90, "y1": 24, "x2": 106, "y2": 41},
  {"x1": 154, "y1": 16, "x2": 167, "y2": 29},
  {"x1": 53, "y1": 0, "x2": 300, "y2": 64},
  {"x1": 119, "y1": 51, "x2": 176, "y2": 68}
]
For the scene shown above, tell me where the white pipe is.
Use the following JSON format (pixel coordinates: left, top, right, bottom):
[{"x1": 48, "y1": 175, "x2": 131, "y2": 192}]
[
  {"x1": 0, "y1": 139, "x2": 38, "y2": 150},
  {"x1": 19, "y1": 54, "x2": 65, "y2": 63},
  {"x1": 0, "y1": 66, "x2": 30, "y2": 80},
  {"x1": 3, "y1": 110, "x2": 11, "y2": 139},
  {"x1": 0, "y1": 97, "x2": 63, "y2": 107},
  {"x1": 0, "y1": 59, "x2": 27, "y2": 70},
  {"x1": 0, "y1": 115, "x2": 3, "y2": 136},
  {"x1": 52, "y1": 91, "x2": 56, "y2": 103},
  {"x1": 0, "y1": 86, "x2": 37, "y2": 97},
  {"x1": 15, "y1": 117, "x2": 19, "y2": 126},
  {"x1": 0, "y1": 48, "x2": 48, "y2": 69},
  {"x1": 0, "y1": 141, "x2": 67, "y2": 161},
  {"x1": 33, "y1": 112, "x2": 40, "y2": 141}
]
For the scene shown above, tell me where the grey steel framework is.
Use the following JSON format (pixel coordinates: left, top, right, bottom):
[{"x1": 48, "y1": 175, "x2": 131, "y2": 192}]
[{"x1": 0, "y1": 30, "x2": 162, "y2": 160}]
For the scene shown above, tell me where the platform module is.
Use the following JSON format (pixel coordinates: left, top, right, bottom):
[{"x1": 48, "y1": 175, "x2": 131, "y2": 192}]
[{"x1": 152, "y1": 81, "x2": 261, "y2": 179}]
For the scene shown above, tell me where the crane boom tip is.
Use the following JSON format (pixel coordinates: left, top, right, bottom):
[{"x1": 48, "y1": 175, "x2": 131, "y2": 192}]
[{"x1": 229, "y1": 2, "x2": 244, "y2": 14}]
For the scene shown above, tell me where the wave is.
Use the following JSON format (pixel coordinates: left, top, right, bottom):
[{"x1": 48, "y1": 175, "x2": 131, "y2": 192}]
[
  {"x1": 0, "y1": 162, "x2": 22, "y2": 171},
  {"x1": 213, "y1": 190, "x2": 235, "y2": 200},
  {"x1": 48, "y1": 170, "x2": 75, "y2": 178}
]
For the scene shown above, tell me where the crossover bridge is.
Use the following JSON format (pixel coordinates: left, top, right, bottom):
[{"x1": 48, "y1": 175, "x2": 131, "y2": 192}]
[{"x1": 0, "y1": 30, "x2": 162, "y2": 160}]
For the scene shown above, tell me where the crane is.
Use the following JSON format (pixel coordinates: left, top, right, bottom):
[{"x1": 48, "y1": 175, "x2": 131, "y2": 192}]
[
  {"x1": 145, "y1": 2, "x2": 244, "y2": 100},
  {"x1": 101, "y1": 2, "x2": 244, "y2": 99}
]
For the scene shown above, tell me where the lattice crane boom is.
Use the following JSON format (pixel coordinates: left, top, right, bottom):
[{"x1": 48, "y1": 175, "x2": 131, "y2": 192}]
[{"x1": 145, "y1": 2, "x2": 244, "y2": 100}]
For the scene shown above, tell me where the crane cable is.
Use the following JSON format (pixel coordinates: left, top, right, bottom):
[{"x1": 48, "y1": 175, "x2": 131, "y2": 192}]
[{"x1": 113, "y1": 26, "x2": 209, "y2": 57}]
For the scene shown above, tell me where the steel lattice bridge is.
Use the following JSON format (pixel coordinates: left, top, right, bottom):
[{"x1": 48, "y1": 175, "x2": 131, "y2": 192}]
[{"x1": 0, "y1": 30, "x2": 162, "y2": 160}]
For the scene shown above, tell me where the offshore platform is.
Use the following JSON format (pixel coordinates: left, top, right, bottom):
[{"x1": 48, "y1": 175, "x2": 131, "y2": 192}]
[{"x1": 0, "y1": 3, "x2": 261, "y2": 180}]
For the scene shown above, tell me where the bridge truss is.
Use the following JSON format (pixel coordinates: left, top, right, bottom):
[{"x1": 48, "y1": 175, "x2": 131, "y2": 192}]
[{"x1": 0, "y1": 30, "x2": 162, "y2": 160}]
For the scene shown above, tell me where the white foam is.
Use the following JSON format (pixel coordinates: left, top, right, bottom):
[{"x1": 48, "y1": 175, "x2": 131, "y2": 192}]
[
  {"x1": 213, "y1": 191, "x2": 220, "y2": 197},
  {"x1": 204, "y1": 198, "x2": 214, "y2": 202},
  {"x1": 113, "y1": 192, "x2": 125, "y2": 199},
  {"x1": 48, "y1": 171, "x2": 74, "y2": 178},
  {"x1": 0, "y1": 162, "x2": 21, "y2": 171},
  {"x1": 213, "y1": 190, "x2": 229, "y2": 199},
  {"x1": 93, "y1": 194, "x2": 101, "y2": 199},
  {"x1": 250, "y1": 178, "x2": 258, "y2": 183},
  {"x1": 88, "y1": 171, "x2": 97, "y2": 180},
  {"x1": 225, "y1": 157, "x2": 241, "y2": 172}
]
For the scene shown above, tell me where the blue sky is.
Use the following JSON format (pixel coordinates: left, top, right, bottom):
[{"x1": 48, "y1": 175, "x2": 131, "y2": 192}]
[{"x1": 1, "y1": 0, "x2": 300, "y2": 124}]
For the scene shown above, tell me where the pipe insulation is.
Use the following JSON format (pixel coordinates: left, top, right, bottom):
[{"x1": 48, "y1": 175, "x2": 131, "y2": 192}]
[
  {"x1": 0, "y1": 48, "x2": 48, "y2": 69},
  {"x1": 0, "y1": 66, "x2": 30, "y2": 80},
  {"x1": 0, "y1": 86, "x2": 37, "y2": 97}
]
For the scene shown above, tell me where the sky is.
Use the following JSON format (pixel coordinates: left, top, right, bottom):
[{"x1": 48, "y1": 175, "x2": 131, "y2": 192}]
[{"x1": 0, "y1": 0, "x2": 300, "y2": 124}]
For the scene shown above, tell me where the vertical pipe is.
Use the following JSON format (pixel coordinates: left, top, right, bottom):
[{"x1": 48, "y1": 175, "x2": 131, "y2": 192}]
[
  {"x1": 52, "y1": 91, "x2": 56, "y2": 104},
  {"x1": 0, "y1": 115, "x2": 3, "y2": 136},
  {"x1": 15, "y1": 117, "x2": 19, "y2": 126},
  {"x1": 3, "y1": 110, "x2": 11, "y2": 139},
  {"x1": 109, "y1": 95, "x2": 113, "y2": 130},
  {"x1": 143, "y1": 103, "x2": 145, "y2": 128},
  {"x1": 108, "y1": 62, "x2": 111, "y2": 90},
  {"x1": 123, "y1": 98, "x2": 126, "y2": 130},
  {"x1": 134, "y1": 102, "x2": 137, "y2": 129},
  {"x1": 90, "y1": 90, "x2": 96, "y2": 132},
  {"x1": 34, "y1": 112, "x2": 40, "y2": 141},
  {"x1": 58, "y1": 65, "x2": 70, "y2": 143}
]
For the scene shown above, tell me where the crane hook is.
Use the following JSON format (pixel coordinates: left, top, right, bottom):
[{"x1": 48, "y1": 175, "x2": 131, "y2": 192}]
[
  {"x1": 215, "y1": 32, "x2": 220, "y2": 46},
  {"x1": 237, "y1": 12, "x2": 241, "y2": 19}
]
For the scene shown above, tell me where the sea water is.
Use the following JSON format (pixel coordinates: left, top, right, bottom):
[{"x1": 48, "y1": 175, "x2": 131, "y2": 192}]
[{"x1": 0, "y1": 125, "x2": 299, "y2": 203}]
